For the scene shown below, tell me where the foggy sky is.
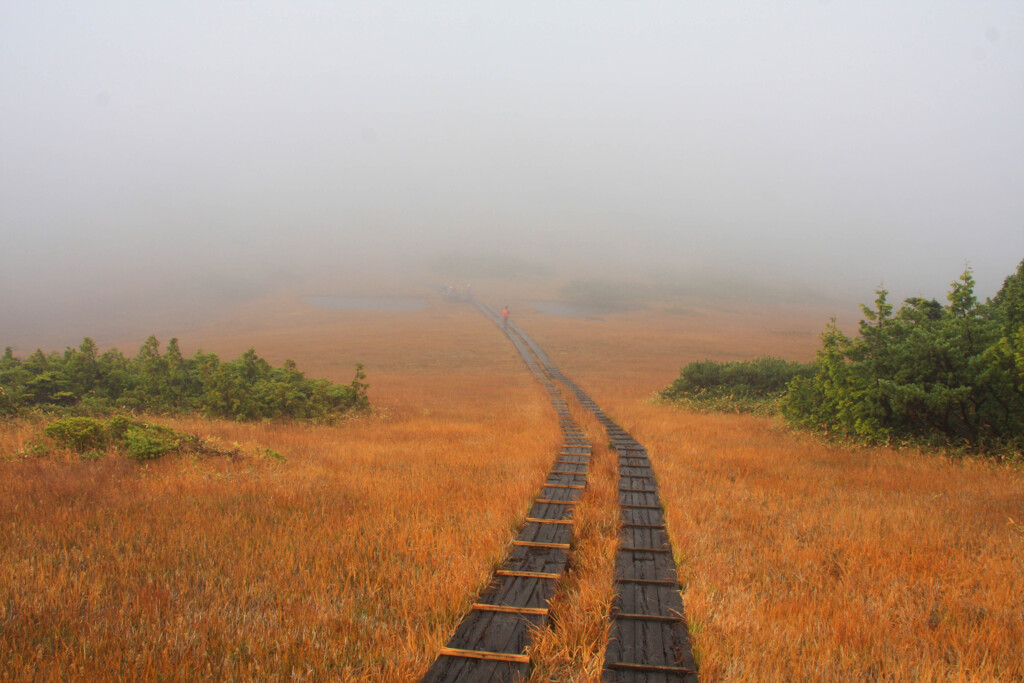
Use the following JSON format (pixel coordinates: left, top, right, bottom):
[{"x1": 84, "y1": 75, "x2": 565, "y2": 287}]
[{"x1": 2, "y1": 2, "x2": 1023, "y2": 346}]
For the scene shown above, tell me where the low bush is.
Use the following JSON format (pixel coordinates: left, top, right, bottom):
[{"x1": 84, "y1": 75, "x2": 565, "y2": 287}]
[
  {"x1": 43, "y1": 416, "x2": 109, "y2": 452},
  {"x1": 660, "y1": 357, "x2": 816, "y2": 414},
  {"x1": 38, "y1": 415, "x2": 214, "y2": 461},
  {"x1": 123, "y1": 423, "x2": 184, "y2": 460}
]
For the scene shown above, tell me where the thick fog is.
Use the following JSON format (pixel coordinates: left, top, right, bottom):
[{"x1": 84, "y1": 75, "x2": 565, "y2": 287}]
[{"x1": 2, "y1": 2, "x2": 1023, "y2": 347}]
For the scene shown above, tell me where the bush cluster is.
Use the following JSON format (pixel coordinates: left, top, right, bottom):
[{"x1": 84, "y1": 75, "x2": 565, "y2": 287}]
[
  {"x1": 37, "y1": 415, "x2": 253, "y2": 461},
  {"x1": 0, "y1": 336, "x2": 369, "y2": 421},
  {"x1": 660, "y1": 357, "x2": 816, "y2": 414},
  {"x1": 661, "y1": 261, "x2": 1024, "y2": 456},
  {"x1": 781, "y1": 264, "x2": 1024, "y2": 453},
  {"x1": 43, "y1": 415, "x2": 192, "y2": 460}
]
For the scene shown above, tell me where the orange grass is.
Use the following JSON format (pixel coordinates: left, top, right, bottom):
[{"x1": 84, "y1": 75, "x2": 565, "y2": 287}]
[
  {"x1": 0, "y1": 303, "x2": 561, "y2": 680},
  {"x1": 3, "y1": 293, "x2": 1023, "y2": 680},
  {"x1": 524, "y1": 305, "x2": 1024, "y2": 681}
]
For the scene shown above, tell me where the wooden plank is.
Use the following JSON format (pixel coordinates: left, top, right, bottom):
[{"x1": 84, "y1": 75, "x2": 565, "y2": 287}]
[
  {"x1": 621, "y1": 523, "x2": 666, "y2": 529},
  {"x1": 437, "y1": 647, "x2": 530, "y2": 664},
  {"x1": 496, "y1": 570, "x2": 562, "y2": 580},
  {"x1": 621, "y1": 509, "x2": 664, "y2": 527},
  {"x1": 615, "y1": 578, "x2": 678, "y2": 587},
  {"x1": 619, "y1": 504, "x2": 662, "y2": 510},
  {"x1": 607, "y1": 661, "x2": 696, "y2": 675},
  {"x1": 535, "y1": 499, "x2": 576, "y2": 505},
  {"x1": 543, "y1": 484, "x2": 585, "y2": 490},
  {"x1": 524, "y1": 518, "x2": 573, "y2": 525},
  {"x1": 612, "y1": 613, "x2": 682, "y2": 623},
  {"x1": 512, "y1": 540, "x2": 571, "y2": 549},
  {"x1": 472, "y1": 603, "x2": 549, "y2": 616}
]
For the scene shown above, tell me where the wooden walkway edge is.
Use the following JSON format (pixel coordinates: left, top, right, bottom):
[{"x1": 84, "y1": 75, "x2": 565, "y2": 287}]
[{"x1": 504, "y1": 315, "x2": 700, "y2": 683}]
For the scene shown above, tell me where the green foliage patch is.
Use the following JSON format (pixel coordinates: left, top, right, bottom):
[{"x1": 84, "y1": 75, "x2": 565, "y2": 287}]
[
  {"x1": 780, "y1": 263, "x2": 1024, "y2": 454},
  {"x1": 40, "y1": 415, "x2": 202, "y2": 461},
  {"x1": 1, "y1": 337, "x2": 369, "y2": 422},
  {"x1": 660, "y1": 357, "x2": 816, "y2": 414},
  {"x1": 43, "y1": 416, "x2": 108, "y2": 452},
  {"x1": 662, "y1": 261, "x2": 1024, "y2": 458}
]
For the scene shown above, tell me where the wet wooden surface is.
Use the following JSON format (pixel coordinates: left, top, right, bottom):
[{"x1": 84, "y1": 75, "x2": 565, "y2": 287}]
[
  {"x1": 603, "y1": 427, "x2": 698, "y2": 682},
  {"x1": 544, "y1": 340, "x2": 699, "y2": 682},
  {"x1": 426, "y1": 303, "x2": 698, "y2": 682},
  {"x1": 422, "y1": 304, "x2": 592, "y2": 682}
]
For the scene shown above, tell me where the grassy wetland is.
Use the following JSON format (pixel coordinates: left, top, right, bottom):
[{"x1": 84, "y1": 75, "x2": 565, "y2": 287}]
[
  {"x1": 1, "y1": 302, "x2": 561, "y2": 680},
  {"x1": 522, "y1": 300, "x2": 1024, "y2": 681},
  {"x1": 6, "y1": 3, "x2": 1024, "y2": 681},
  {"x1": 2, "y1": 290, "x2": 1023, "y2": 681}
]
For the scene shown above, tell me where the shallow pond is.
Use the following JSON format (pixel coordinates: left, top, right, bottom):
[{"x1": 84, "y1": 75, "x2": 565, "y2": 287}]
[{"x1": 303, "y1": 296, "x2": 429, "y2": 312}]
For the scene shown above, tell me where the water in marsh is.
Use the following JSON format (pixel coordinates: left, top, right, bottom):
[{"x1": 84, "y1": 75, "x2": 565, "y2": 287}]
[{"x1": 303, "y1": 296, "x2": 429, "y2": 312}]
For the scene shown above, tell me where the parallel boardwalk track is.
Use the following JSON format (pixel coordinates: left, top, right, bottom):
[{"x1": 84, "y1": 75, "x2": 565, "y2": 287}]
[
  {"x1": 497, "y1": 310, "x2": 699, "y2": 682},
  {"x1": 421, "y1": 303, "x2": 593, "y2": 682}
]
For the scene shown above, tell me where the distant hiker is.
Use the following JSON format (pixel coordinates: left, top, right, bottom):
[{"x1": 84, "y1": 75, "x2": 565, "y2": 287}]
[
  {"x1": 465, "y1": 285, "x2": 473, "y2": 301},
  {"x1": 502, "y1": 306, "x2": 509, "y2": 328}
]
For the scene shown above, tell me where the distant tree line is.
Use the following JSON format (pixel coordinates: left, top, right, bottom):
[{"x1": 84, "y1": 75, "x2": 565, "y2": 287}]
[
  {"x1": 663, "y1": 261, "x2": 1024, "y2": 456},
  {"x1": 0, "y1": 336, "x2": 369, "y2": 421}
]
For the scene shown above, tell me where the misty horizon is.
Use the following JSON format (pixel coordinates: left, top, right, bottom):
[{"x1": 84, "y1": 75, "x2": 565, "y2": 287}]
[{"x1": 3, "y1": 2, "x2": 1023, "y2": 348}]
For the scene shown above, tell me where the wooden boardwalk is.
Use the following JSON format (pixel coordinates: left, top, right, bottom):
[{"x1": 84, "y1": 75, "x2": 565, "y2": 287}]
[
  {"x1": 424, "y1": 302, "x2": 697, "y2": 681},
  {"x1": 600, "y1": 427, "x2": 698, "y2": 682},
  {"x1": 421, "y1": 304, "x2": 593, "y2": 682},
  {"x1": 504, "y1": 313, "x2": 699, "y2": 682}
]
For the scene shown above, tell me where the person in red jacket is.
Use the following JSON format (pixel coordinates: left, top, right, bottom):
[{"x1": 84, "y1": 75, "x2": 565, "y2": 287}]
[{"x1": 502, "y1": 306, "x2": 509, "y2": 329}]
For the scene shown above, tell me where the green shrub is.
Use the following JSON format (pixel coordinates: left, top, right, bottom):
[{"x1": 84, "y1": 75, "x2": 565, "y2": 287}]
[
  {"x1": 123, "y1": 424, "x2": 181, "y2": 460},
  {"x1": 38, "y1": 415, "x2": 217, "y2": 462},
  {"x1": 781, "y1": 262, "x2": 1024, "y2": 454},
  {"x1": 263, "y1": 448, "x2": 286, "y2": 462},
  {"x1": 43, "y1": 417, "x2": 108, "y2": 453},
  {"x1": 661, "y1": 357, "x2": 816, "y2": 414},
  {"x1": 105, "y1": 415, "x2": 135, "y2": 440}
]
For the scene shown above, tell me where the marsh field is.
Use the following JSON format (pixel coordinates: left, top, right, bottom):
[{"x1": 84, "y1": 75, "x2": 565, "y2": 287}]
[{"x1": 2, "y1": 286, "x2": 1022, "y2": 682}]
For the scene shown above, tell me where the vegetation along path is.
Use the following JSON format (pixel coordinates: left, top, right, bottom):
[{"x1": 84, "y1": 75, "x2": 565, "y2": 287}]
[{"x1": 425, "y1": 301, "x2": 698, "y2": 681}]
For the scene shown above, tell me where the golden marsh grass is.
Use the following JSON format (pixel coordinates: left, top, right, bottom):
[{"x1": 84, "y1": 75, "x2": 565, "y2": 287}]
[{"x1": 2, "y1": 295, "x2": 1022, "y2": 680}]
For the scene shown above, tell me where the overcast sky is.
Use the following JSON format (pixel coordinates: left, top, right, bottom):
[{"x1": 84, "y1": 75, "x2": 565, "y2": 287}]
[{"x1": 2, "y1": 1, "x2": 1023, "y2": 343}]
